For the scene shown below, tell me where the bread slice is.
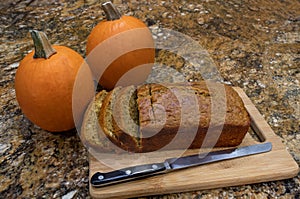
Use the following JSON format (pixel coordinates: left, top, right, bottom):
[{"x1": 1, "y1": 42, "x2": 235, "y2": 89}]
[
  {"x1": 98, "y1": 87, "x2": 125, "y2": 150},
  {"x1": 80, "y1": 90, "x2": 113, "y2": 151},
  {"x1": 112, "y1": 85, "x2": 141, "y2": 152}
]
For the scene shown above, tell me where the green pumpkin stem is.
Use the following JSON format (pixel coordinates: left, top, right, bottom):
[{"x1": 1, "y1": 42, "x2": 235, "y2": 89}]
[
  {"x1": 102, "y1": 1, "x2": 121, "y2": 21},
  {"x1": 30, "y1": 30, "x2": 57, "y2": 59}
]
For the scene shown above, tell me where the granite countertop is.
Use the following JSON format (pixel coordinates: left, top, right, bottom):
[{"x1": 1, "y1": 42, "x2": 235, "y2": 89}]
[{"x1": 0, "y1": 0, "x2": 299, "y2": 198}]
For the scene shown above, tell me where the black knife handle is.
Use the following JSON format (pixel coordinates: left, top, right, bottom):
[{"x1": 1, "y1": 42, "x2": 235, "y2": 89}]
[{"x1": 91, "y1": 162, "x2": 167, "y2": 187}]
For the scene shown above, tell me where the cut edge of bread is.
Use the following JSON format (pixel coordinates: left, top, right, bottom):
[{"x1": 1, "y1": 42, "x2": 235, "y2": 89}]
[
  {"x1": 112, "y1": 85, "x2": 141, "y2": 152},
  {"x1": 98, "y1": 87, "x2": 124, "y2": 149},
  {"x1": 80, "y1": 90, "x2": 109, "y2": 150}
]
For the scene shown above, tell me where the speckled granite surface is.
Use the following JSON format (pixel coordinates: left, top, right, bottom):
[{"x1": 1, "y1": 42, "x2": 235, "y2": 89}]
[{"x1": 0, "y1": 0, "x2": 299, "y2": 198}]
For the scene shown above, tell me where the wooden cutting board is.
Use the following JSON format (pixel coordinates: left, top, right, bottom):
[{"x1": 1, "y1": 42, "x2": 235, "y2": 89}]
[{"x1": 89, "y1": 87, "x2": 299, "y2": 199}]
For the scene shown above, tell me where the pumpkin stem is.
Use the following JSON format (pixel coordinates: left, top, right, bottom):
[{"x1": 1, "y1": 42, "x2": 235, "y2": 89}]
[
  {"x1": 102, "y1": 1, "x2": 121, "y2": 21},
  {"x1": 30, "y1": 30, "x2": 57, "y2": 59}
]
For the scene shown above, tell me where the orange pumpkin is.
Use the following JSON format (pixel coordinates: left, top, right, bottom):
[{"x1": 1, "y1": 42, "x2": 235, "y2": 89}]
[
  {"x1": 86, "y1": 1, "x2": 155, "y2": 90},
  {"x1": 15, "y1": 30, "x2": 93, "y2": 132}
]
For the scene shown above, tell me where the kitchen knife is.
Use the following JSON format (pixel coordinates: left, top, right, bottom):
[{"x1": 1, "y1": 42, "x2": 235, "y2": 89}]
[{"x1": 91, "y1": 142, "x2": 272, "y2": 187}]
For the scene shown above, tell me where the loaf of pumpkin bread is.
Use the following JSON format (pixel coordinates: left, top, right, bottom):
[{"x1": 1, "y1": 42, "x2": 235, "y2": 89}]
[{"x1": 81, "y1": 81, "x2": 250, "y2": 153}]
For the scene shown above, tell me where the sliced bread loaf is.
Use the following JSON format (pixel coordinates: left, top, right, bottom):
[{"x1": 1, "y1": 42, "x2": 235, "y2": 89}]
[{"x1": 82, "y1": 81, "x2": 250, "y2": 153}]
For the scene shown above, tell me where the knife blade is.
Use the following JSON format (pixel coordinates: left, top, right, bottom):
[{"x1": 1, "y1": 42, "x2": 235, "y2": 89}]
[{"x1": 91, "y1": 142, "x2": 272, "y2": 187}]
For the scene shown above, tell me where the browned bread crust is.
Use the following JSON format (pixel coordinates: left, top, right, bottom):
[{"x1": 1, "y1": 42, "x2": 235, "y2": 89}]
[{"x1": 137, "y1": 82, "x2": 250, "y2": 152}]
